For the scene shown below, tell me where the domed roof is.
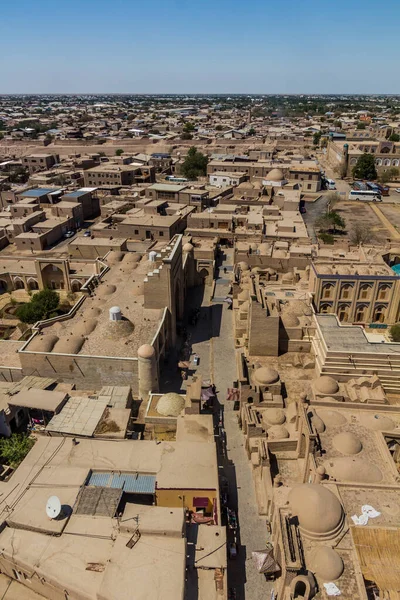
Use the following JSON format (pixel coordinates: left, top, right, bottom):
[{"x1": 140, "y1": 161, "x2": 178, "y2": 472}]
[
  {"x1": 360, "y1": 413, "x2": 395, "y2": 431},
  {"x1": 315, "y1": 409, "x2": 347, "y2": 428},
  {"x1": 310, "y1": 411, "x2": 325, "y2": 434},
  {"x1": 107, "y1": 251, "x2": 124, "y2": 265},
  {"x1": 29, "y1": 334, "x2": 59, "y2": 352},
  {"x1": 282, "y1": 313, "x2": 300, "y2": 327},
  {"x1": 314, "y1": 376, "x2": 339, "y2": 395},
  {"x1": 268, "y1": 425, "x2": 289, "y2": 439},
  {"x1": 82, "y1": 306, "x2": 101, "y2": 319},
  {"x1": 253, "y1": 180, "x2": 263, "y2": 189},
  {"x1": 138, "y1": 344, "x2": 155, "y2": 359},
  {"x1": 333, "y1": 432, "x2": 362, "y2": 455},
  {"x1": 266, "y1": 168, "x2": 285, "y2": 181},
  {"x1": 123, "y1": 253, "x2": 141, "y2": 264},
  {"x1": 97, "y1": 284, "x2": 116, "y2": 297},
  {"x1": 52, "y1": 336, "x2": 84, "y2": 354},
  {"x1": 73, "y1": 319, "x2": 97, "y2": 337},
  {"x1": 309, "y1": 547, "x2": 344, "y2": 582},
  {"x1": 106, "y1": 318, "x2": 134, "y2": 339},
  {"x1": 238, "y1": 289, "x2": 250, "y2": 301},
  {"x1": 253, "y1": 366, "x2": 279, "y2": 385},
  {"x1": 183, "y1": 242, "x2": 194, "y2": 253},
  {"x1": 324, "y1": 457, "x2": 383, "y2": 483},
  {"x1": 237, "y1": 261, "x2": 250, "y2": 272},
  {"x1": 156, "y1": 393, "x2": 185, "y2": 417},
  {"x1": 288, "y1": 484, "x2": 344, "y2": 540},
  {"x1": 238, "y1": 181, "x2": 254, "y2": 190},
  {"x1": 263, "y1": 408, "x2": 286, "y2": 426},
  {"x1": 282, "y1": 273, "x2": 293, "y2": 282}
]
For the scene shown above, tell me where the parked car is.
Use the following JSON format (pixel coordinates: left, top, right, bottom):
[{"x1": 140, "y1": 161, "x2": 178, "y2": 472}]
[
  {"x1": 395, "y1": 188, "x2": 400, "y2": 194},
  {"x1": 84, "y1": 230, "x2": 91, "y2": 237},
  {"x1": 64, "y1": 231, "x2": 75, "y2": 238},
  {"x1": 228, "y1": 542, "x2": 238, "y2": 560}
]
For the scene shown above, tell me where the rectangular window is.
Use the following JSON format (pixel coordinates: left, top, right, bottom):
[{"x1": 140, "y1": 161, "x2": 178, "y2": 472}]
[{"x1": 159, "y1": 231, "x2": 164, "y2": 236}]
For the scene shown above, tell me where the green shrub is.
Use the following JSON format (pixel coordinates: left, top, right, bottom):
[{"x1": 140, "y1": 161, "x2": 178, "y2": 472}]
[
  {"x1": 318, "y1": 233, "x2": 334, "y2": 244},
  {"x1": 0, "y1": 434, "x2": 35, "y2": 468}
]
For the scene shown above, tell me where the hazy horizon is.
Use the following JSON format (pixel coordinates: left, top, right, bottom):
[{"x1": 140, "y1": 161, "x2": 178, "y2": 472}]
[{"x1": 2, "y1": 0, "x2": 399, "y2": 95}]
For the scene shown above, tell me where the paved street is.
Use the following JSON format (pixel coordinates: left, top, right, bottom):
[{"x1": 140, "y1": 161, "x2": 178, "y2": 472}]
[{"x1": 176, "y1": 249, "x2": 272, "y2": 600}]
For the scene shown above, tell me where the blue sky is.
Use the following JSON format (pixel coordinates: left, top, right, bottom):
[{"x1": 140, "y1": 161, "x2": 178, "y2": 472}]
[{"x1": 1, "y1": 0, "x2": 399, "y2": 94}]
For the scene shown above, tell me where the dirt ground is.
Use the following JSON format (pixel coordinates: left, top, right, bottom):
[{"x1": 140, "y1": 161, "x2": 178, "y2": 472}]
[
  {"x1": 335, "y1": 201, "x2": 392, "y2": 243},
  {"x1": 379, "y1": 203, "x2": 400, "y2": 233}
]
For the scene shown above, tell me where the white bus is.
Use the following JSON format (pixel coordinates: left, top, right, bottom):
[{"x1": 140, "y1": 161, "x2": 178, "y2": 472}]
[{"x1": 348, "y1": 189, "x2": 382, "y2": 202}]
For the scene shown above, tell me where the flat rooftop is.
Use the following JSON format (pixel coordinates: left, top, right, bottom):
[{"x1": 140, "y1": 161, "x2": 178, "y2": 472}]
[{"x1": 316, "y1": 314, "x2": 400, "y2": 354}]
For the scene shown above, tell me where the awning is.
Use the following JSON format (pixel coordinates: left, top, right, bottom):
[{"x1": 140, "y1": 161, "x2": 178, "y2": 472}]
[
  {"x1": 193, "y1": 496, "x2": 209, "y2": 508},
  {"x1": 87, "y1": 472, "x2": 156, "y2": 495}
]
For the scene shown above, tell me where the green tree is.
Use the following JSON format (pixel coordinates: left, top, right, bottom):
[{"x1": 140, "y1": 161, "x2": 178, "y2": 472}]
[
  {"x1": 378, "y1": 167, "x2": 399, "y2": 184},
  {"x1": 315, "y1": 211, "x2": 345, "y2": 235},
  {"x1": 181, "y1": 132, "x2": 193, "y2": 140},
  {"x1": 0, "y1": 434, "x2": 35, "y2": 468},
  {"x1": 352, "y1": 153, "x2": 377, "y2": 181},
  {"x1": 183, "y1": 122, "x2": 195, "y2": 133},
  {"x1": 16, "y1": 289, "x2": 59, "y2": 324},
  {"x1": 181, "y1": 147, "x2": 208, "y2": 180},
  {"x1": 389, "y1": 133, "x2": 400, "y2": 142},
  {"x1": 115, "y1": 149, "x2": 124, "y2": 156},
  {"x1": 356, "y1": 122, "x2": 366, "y2": 130},
  {"x1": 390, "y1": 323, "x2": 400, "y2": 342},
  {"x1": 313, "y1": 131, "x2": 322, "y2": 146}
]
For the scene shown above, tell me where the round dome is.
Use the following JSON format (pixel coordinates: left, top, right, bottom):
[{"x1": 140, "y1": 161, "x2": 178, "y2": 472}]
[
  {"x1": 29, "y1": 334, "x2": 59, "y2": 352},
  {"x1": 263, "y1": 408, "x2": 286, "y2": 426},
  {"x1": 156, "y1": 393, "x2": 185, "y2": 418},
  {"x1": 360, "y1": 413, "x2": 395, "y2": 431},
  {"x1": 98, "y1": 284, "x2": 116, "y2": 297},
  {"x1": 238, "y1": 289, "x2": 250, "y2": 301},
  {"x1": 138, "y1": 344, "x2": 155, "y2": 359},
  {"x1": 237, "y1": 261, "x2": 249, "y2": 272},
  {"x1": 254, "y1": 366, "x2": 279, "y2": 385},
  {"x1": 73, "y1": 319, "x2": 97, "y2": 336},
  {"x1": 309, "y1": 547, "x2": 344, "y2": 582},
  {"x1": 52, "y1": 336, "x2": 84, "y2": 354},
  {"x1": 324, "y1": 457, "x2": 383, "y2": 484},
  {"x1": 315, "y1": 410, "x2": 346, "y2": 428},
  {"x1": 123, "y1": 253, "x2": 141, "y2": 264},
  {"x1": 253, "y1": 180, "x2": 262, "y2": 189},
  {"x1": 314, "y1": 376, "x2": 339, "y2": 395},
  {"x1": 333, "y1": 432, "x2": 362, "y2": 455},
  {"x1": 238, "y1": 181, "x2": 254, "y2": 190},
  {"x1": 83, "y1": 306, "x2": 101, "y2": 319},
  {"x1": 107, "y1": 251, "x2": 124, "y2": 265},
  {"x1": 106, "y1": 318, "x2": 134, "y2": 339},
  {"x1": 266, "y1": 168, "x2": 284, "y2": 181},
  {"x1": 288, "y1": 484, "x2": 344, "y2": 540},
  {"x1": 183, "y1": 243, "x2": 194, "y2": 253},
  {"x1": 282, "y1": 313, "x2": 300, "y2": 327},
  {"x1": 282, "y1": 273, "x2": 293, "y2": 282},
  {"x1": 268, "y1": 425, "x2": 289, "y2": 439}
]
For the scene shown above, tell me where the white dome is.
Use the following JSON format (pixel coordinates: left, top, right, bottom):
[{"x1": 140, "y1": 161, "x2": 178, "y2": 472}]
[{"x1": 156, "y1": 393, "x2": 185, "y2": 418}]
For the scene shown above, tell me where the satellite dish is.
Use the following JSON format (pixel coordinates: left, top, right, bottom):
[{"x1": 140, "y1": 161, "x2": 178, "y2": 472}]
[{"x1": 46, "y1": 496, "x2": 62, "y2": 520}]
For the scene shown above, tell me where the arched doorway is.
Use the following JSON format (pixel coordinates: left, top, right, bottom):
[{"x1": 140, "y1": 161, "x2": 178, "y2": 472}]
[
  {"x1": 13, "y1": 278, "x2": 24, "y2": 290},
  {"x1": 373, "y1": 305, "x2": 387, "y2": 323},
  {"x1": 27, "y1": 279, "x2": 39, "y2": 291},
  {"x1": 41, "y1": 264, "x2": 65, "y2": 290},
  {"x1": 71, "y1": 280, "x2": 82, "y2": 293},
  {"x1": 355, "y1": 304, "x2": 368, "y2": 322}
]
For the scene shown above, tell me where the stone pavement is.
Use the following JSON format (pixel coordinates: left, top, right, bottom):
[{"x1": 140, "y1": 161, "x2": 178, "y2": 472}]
[{"x1": 178, "y1": 249, "x2": 272, "y2": 600}]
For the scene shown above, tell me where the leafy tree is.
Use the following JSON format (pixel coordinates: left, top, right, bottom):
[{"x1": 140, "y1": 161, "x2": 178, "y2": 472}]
[
  {"x1": 16, "y1": 289, "x2": 59, "y2": 324},
  {"x1": 352, "y1": 153, "x2": 377, "y2": 181},
  {"x1": 318, "y1": 232, "x2": 334, "y2": 244},
  {"x1": 181, "y1": 147, "x2": 208, "y2": 180},
  {"x1": 349, "y1": 223, "x2": 374, "y2": 245},
  {"x1": 183, "y1": 122, "x2": 195, "y2": 133},
  {"x1": 0, "y1": 434, "x2": 35, "y2": 468},
  {"x1": 378, "y1": 167, "x2": 399, "y2": 184},
  {"x1": 325, "y1": 191, "x2": 341, "y2": 209},
  {"x1": 389, "y1": 133, "x2": 400, "y2": 142},
  {"x1": 115, "y1": 149, "x2": 124, "y2": 156},
  {"x1": 315, "y1": 211, "x2": 345, "y2": 234},
  {"x1": 215, "y1": 125, "x2": 223, "y2": 131},
  {"x1": 390, "y1": 324, "x2": 400, "y2": 342},
  {"x1": 313, "y1": 132, "x2": 322, "y2": 146}
]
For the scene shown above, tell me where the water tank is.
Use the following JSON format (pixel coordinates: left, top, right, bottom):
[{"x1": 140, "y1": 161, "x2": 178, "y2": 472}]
[
  {"x1": 109, "y1": 306, "x2": 122, "y2": 321},
  {"x1": 149, "y1": 251, "x2": 157, "y2": 262}
]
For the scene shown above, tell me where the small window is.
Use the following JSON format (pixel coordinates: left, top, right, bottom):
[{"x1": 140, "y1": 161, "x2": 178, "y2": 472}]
[
  {"x1": 159, "y1": 231, "x2": 164, "y2": 236},
  {"x1": 134, "y1": 230, "x2": 139, "y2": 235}
]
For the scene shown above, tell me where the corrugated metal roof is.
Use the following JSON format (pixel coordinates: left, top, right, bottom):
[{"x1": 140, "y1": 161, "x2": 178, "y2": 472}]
[{"x1": 87, "y1": 471, "x2": 156, "y2": 495}]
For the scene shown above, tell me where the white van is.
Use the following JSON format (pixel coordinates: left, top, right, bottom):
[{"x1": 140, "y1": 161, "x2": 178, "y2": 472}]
[{"x1": 326, "y1": 179, "x2": 336, "y2": 190}]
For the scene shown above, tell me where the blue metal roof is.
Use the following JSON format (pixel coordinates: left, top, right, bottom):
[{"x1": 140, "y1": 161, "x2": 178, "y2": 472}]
[
  {"x1": 87, "y1": 471, "x2": 156, "y2": 494},
  {"x1": 21, "y1": 188, "x2": 57, "y2": 197},
  {"x1": 63, "y1": 190, "x2": 88, "y2": 198}
]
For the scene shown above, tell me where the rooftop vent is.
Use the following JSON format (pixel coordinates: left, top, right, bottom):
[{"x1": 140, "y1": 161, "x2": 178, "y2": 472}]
[{"x1": 109, "y1": 306, "x2": 122, "y2": 321}]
